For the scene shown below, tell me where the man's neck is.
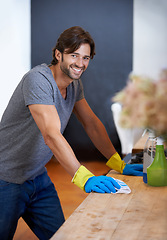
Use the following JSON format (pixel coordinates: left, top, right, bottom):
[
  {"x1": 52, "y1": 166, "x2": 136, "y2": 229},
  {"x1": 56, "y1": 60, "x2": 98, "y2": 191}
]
[{"x1": 49, "y1": 64, "x2": 73, "y2": 92}]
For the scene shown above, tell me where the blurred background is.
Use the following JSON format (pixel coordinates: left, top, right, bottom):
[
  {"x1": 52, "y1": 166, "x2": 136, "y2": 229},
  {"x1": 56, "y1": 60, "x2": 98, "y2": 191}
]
[{"x1": 0, "y1": 0, "x2": 167, "y2": 159}]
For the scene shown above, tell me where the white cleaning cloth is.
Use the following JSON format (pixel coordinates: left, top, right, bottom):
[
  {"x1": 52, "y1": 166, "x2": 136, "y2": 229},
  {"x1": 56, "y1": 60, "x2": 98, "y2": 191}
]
[{"x1": 112, "y1": 178, "x2": 131, "y2": 194}]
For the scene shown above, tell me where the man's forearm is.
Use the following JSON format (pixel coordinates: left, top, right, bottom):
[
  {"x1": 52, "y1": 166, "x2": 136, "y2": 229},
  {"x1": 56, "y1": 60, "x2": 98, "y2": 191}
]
[
  {"x1": 84, "y1": 118, "x2": 116, "y2": 159},
  {"x1": 44, "y1": 131, "x2": 81, "y2": 177},
  {"x1": 29, "y1": 104, "x2": 81, "y2": 177}
]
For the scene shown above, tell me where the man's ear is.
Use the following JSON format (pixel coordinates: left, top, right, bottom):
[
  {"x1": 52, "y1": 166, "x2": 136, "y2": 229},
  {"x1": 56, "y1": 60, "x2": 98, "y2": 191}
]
[{"x1": 55, "y1": 49, "x2": 62, "y2": 62}]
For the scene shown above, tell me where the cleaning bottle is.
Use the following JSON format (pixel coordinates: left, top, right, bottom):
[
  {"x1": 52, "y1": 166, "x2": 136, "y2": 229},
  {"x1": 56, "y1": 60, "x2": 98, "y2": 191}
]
[
  {"x1": 147, "y1": 137, "x2": 167, "y2": 187},
  {"x1": 143, "y1": 131, "x2": 156, "y2": 183}
]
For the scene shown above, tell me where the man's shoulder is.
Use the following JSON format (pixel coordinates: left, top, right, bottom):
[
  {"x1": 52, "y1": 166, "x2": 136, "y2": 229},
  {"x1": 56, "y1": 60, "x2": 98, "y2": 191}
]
[
  {"x1": 22, "y1": 64, "x2": 54, "y2": 85},
  {"x1": 28, "y1": 63, "x2": 51, "y2": 76}
]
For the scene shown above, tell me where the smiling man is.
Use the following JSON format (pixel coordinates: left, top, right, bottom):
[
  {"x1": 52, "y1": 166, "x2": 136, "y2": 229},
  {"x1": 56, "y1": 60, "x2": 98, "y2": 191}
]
[
  {"x1": 0, "y1": 26, "x2": 143, "y2": 240},
  {"x1": 58, "y1": 44, "x2": 90, "y2": 80}
]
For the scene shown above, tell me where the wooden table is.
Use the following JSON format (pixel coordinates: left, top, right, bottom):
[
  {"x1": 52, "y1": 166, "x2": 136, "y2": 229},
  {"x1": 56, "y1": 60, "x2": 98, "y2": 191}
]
[{"x1": 51, "y1": 171, "x2": 167, "y2": 240}]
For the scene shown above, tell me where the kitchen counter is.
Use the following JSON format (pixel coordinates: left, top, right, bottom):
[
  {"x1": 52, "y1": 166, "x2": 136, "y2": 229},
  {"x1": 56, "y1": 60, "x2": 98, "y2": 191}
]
[{"x1": 51, "y1": 170, "x2": 167, "y2": 240}]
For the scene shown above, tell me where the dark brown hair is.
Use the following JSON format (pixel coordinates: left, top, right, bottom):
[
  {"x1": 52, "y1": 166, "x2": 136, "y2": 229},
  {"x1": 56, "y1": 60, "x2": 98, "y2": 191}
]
[{"x1": 51, "y1": 26, "x2": 96, "y2": 65}]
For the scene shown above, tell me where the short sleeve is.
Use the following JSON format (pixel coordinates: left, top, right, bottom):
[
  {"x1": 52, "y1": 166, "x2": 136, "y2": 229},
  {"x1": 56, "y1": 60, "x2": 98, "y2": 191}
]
[
  {"x1": 76, "y1": 79, "x2": 84, "y2": 102},
  {"x1": 22, "y1": 72, "x2": 54, "y2": 106}
]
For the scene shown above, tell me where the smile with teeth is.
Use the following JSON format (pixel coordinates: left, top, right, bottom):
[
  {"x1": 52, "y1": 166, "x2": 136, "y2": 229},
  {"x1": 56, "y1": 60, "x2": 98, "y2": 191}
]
[{"x1": 71, "y1": 66, "x2": 84, "y2": 74}]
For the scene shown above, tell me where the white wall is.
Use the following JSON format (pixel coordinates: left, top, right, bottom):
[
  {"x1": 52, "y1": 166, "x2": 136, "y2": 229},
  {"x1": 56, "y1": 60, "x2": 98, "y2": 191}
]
[
  {"x1": 133, "y1": 0, "x2": 167, "y2": 78},
  {"x1": 0, "y1": 0, "x2": 31, "y2": 119}
]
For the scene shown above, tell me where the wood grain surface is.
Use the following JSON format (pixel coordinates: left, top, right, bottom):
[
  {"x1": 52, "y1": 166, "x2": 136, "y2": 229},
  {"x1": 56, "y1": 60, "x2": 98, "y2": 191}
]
[{"x1": 51, "y1": 172, "x2": 167, "y2": 240}]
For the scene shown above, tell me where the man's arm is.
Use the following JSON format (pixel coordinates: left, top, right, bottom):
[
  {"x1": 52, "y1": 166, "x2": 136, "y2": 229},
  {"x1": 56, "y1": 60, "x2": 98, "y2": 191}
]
[
  {"x1": 29, "y1": 104, "x2": 81, "y2": 177},
  {"x1": 73, "y1": 98, "x2": 116, "y2": 159},
  {"x1": 73, "y1": 98, "x2": 143, "y2": 176},
  {"x1": 29, "y1": 104, "x2": 122, "y2": 192}
]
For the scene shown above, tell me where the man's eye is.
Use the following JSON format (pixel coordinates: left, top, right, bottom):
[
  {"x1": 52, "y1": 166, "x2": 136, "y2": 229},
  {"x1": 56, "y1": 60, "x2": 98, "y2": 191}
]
[
  {"x1": 71, "y1": 55, "x2": 77, "y2": 58},
  {"x1": 84, "y1": 57, "x2": 90, "y2": 60}
]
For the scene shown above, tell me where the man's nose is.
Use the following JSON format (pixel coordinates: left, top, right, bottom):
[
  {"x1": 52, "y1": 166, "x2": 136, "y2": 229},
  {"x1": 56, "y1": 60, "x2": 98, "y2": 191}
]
[{"x1": 75, "y1": 57, "x2": 83, "y2": 67}]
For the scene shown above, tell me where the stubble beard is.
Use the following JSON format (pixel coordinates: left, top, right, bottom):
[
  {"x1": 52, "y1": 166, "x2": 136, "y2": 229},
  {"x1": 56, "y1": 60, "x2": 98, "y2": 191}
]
[{"x1": 60, "y1": 63, "x2": 85, "y2": 80}]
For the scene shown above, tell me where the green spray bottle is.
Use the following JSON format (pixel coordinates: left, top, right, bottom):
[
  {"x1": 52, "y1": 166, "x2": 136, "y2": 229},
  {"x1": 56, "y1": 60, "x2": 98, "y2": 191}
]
[{"x1": 147, "y1": 137, "x2": 167, "y2": 187}]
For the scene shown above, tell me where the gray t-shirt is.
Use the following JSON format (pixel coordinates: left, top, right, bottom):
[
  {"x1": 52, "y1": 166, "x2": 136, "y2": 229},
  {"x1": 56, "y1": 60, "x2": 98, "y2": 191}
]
[{"x1": 0, "y1": 64, "x2": 84, "y2": 184}]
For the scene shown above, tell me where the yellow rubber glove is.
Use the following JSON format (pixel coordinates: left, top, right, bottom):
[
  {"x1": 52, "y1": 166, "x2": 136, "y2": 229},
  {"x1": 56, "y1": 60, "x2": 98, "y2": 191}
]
[
  {"x1": 72, "y1": 165, "x2": 121, "y2": 193},
  {"x1": 72, "y1": 165, "x2": 94, "y2": 191},
  {"x1": 106, "y1": 152, "x2": 126, "y2": 174}
]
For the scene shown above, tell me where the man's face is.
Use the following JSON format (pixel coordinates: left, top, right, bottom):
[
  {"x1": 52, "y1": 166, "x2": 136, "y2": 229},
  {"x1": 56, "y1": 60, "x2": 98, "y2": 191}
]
[{"x1": 59, "y1": 44, "x2": 91, "y2": 80}]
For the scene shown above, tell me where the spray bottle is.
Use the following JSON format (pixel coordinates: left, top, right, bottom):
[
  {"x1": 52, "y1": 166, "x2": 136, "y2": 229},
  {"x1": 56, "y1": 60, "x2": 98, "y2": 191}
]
[
  {"x1": 143, "y1": 131, "x2": 156, "y2": 183},
  {"x1": 147, "y1": 137, "x2": 167, "y2": 187}
]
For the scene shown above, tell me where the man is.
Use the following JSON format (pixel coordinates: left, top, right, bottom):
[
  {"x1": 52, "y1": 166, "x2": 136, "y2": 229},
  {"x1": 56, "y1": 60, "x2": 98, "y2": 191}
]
[{"x1": 0, "y1": 26, "x2": 142, "y2": 239}]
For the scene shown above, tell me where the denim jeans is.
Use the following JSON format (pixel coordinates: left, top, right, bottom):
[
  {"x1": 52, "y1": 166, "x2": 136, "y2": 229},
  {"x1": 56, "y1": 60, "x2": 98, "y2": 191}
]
[{"x1": 0, "y1": 171, "x2": 65, "y2": 240}]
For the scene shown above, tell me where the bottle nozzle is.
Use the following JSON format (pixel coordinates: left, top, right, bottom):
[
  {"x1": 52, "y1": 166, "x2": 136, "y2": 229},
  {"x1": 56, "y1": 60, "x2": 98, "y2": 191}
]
[{"x1": 157, "y1": 137, "x2": 164, "y2": 145}]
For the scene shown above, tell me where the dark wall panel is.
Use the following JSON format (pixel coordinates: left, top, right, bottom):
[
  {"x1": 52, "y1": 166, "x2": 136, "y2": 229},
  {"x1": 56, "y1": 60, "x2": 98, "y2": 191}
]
[{"x1": 31, "y1": 0, "x2": 133, "y2": 159}]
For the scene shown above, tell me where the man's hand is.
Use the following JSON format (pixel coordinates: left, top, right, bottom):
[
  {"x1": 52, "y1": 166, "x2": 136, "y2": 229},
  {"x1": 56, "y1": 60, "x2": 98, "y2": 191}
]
[
  {"x1": 72, "y1": 165, "x2": 121, "y2": 193},
  {"x1": 84, "y1": 175, "x2": 121, "y2": 193},
  {"x1": 123, "y1": 164, "x2": 143, "y2": 176},
  {"x1": 106, "y1": 152, "x2": 143, "y2": 176}
]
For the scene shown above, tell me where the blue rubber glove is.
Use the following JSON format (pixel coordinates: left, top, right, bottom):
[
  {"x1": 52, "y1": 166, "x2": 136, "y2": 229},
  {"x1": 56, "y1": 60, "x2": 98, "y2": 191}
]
[
  {"x1": 85, "y1": 176, "x2": 121, "y2": 193},
  {"x1": 123, "y1": 164, "x2": 143, "y2": 176}
]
